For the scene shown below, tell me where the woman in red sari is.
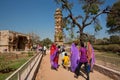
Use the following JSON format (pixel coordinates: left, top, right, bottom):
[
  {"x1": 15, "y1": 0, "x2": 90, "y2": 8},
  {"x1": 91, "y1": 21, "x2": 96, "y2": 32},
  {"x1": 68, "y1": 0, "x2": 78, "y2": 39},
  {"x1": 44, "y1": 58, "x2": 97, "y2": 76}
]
[{"x1": 50, "y1": 43, "x2": 60, "y2": 70}]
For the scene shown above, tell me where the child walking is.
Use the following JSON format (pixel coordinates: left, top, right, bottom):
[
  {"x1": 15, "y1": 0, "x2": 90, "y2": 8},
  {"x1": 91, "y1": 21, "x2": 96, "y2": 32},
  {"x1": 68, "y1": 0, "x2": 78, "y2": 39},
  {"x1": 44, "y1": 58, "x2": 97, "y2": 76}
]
[
  {"x1": 63, "y1": 53, "x2": 70, "y2": 70},
  {"x1": 61, "y1": 49, "x2": 66, "y2": 66}
]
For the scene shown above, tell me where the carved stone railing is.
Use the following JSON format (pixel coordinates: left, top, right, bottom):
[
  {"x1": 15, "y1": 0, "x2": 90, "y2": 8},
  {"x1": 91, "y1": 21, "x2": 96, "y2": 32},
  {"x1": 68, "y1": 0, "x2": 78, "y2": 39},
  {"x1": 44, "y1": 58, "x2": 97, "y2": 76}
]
[
  {"x1": 5, "y1": 52, "x2": 43, "y2": 80},
  {"x1": 94, "y1": 64, "x2": 120, "y2": 80},
  {"x1": 95, "y1": 55, "x2": 120, "y2": 80}
]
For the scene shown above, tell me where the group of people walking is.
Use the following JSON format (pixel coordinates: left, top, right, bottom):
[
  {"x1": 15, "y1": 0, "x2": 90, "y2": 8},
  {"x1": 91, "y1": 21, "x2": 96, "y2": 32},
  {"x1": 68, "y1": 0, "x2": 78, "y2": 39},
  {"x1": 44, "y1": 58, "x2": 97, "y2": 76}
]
[
  {"x1": 36, "y1": 44, "x2": 47, "y2": 55},
  {"x1": 49, "y1": 41, "x2": 95, "y2": 80}
]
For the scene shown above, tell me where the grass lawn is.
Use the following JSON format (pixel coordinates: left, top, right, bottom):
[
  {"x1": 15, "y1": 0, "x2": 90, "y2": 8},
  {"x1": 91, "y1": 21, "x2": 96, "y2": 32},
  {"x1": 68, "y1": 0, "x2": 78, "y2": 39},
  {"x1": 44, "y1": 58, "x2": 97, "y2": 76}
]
[
  {"x1": 96, "y1": 51, "x2": 120, "y2": 58},
  {"x1": 0, "y1": 72, "x2": 12, "y2": 80},
  {"x1": 0, "y1": 54, "x2": 32, "y2": 80}
]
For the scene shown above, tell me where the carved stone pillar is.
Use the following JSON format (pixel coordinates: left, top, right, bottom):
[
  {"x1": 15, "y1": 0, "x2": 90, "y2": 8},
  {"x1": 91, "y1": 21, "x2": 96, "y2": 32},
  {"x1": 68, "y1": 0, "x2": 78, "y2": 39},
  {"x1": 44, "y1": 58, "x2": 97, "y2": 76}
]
[{"x1": 25, "y1": 36, "x2": 32, "y2": 51}]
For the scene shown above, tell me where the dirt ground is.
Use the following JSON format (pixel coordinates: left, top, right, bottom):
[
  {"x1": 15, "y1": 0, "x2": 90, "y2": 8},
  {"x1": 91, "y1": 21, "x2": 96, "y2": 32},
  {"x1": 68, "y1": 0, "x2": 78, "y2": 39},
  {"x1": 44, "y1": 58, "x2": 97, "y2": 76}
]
[{"x1": 35, "y1": 50, "x2": 113, "y2": 80}]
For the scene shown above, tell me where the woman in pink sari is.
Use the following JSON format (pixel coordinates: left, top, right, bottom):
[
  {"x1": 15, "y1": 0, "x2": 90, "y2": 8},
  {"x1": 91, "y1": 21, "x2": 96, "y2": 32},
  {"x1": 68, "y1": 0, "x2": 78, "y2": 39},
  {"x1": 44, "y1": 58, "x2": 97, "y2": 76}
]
[{"x1": 87, "y1": 41, "x2": 95, "y2": 72}]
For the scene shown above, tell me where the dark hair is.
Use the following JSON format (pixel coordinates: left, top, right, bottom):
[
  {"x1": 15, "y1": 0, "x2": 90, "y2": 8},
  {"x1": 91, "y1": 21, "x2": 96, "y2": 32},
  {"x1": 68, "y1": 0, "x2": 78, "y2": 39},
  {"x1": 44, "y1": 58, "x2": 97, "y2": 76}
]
[
  {"x1": 65, "y1": 53, "x2": 67, "y2": 56},
  {"x1": 80, "y1": 42, "x2": 84, "y2": 47},
  {"x1": 88, "y1": 40, "x2": 92, "y2": 43},
  {"x1": 58, "y1": 45, "x2": 61, "y2": 48},
  {"x1": 62, "y1": 49, "x2": 65, "y2": 52}
]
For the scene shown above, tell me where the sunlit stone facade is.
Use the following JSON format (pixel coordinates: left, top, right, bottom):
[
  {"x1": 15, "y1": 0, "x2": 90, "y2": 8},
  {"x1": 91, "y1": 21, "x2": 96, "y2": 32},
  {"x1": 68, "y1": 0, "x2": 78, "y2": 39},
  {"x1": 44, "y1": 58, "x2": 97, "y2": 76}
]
[{"x1": 0, "y1": 30, "x2": 31, "y2": 52}]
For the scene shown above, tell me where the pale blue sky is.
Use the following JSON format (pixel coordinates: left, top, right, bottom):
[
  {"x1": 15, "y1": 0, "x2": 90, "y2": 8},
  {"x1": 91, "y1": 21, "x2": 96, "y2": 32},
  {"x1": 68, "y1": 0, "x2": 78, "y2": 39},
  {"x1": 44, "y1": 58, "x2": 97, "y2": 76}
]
[{"x1": 0, "y1": 0, "x2": 117, "y2": 41}]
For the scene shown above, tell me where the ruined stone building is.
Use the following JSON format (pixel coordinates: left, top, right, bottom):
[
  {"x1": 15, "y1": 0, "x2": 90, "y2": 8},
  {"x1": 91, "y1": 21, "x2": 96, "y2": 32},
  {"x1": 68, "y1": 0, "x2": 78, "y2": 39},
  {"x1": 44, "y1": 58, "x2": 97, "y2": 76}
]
[
  {"x1": 0, "y1": 30, "x2": 31, "y2": 52},
  {"x1": 54, "y1": 8, "x2": 63, "y2": 45}
]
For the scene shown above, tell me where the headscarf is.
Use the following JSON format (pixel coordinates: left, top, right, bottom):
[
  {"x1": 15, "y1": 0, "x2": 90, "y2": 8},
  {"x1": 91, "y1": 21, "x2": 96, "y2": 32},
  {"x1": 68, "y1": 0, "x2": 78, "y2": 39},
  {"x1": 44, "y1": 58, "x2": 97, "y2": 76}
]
[{"x1": 50, "y1": 44, "x2": 56, "y2": 55}]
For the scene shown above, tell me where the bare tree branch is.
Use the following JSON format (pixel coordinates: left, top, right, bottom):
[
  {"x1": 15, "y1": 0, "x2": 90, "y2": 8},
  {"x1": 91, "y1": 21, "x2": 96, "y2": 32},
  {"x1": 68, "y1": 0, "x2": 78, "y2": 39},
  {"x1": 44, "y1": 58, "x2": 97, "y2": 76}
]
[
  {"x1": 85, "y1": 9, "x2": 109, "y2": 27},
  {"x1": 75, "y1": 15, "x2": 83, "y2": 20},
  {"x1": 61, "y1": 0, "x2": 82, "y2": 29}
]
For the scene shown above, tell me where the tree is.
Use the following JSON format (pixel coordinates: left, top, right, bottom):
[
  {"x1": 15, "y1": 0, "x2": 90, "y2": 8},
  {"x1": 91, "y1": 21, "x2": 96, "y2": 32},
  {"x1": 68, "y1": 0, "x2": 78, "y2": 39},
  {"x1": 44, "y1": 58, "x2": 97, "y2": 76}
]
[
  {"x1": 110, "y1": 35, "x2": 120, "y2": 44},
  {"x1": 107, "y1": 1, "x2": 120, "y2": 34},
  {"x1": 40, "y1": 38, "x2": 53, "y2": 48},
  {"x1": 103, "y1": 37, "x2": 109, "y2": 44},
  {"x1": 28, "y1": 32, "x2": 40, "y2": 45},
  {"x1": 54, "y1": 0, "x2": 110, "y2": 42}
]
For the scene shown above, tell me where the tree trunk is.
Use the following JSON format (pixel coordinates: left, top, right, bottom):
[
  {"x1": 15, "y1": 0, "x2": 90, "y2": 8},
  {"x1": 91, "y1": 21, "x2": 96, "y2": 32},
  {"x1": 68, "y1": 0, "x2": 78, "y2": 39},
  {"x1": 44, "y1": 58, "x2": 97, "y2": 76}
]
[{"x1": 79, "y1": 29, "x2": 84, "y2": 43}]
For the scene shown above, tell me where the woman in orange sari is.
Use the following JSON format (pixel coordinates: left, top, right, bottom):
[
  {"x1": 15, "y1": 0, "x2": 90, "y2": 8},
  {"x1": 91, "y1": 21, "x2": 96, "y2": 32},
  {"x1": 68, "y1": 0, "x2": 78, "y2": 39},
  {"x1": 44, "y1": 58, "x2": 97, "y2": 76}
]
[{"x1": 87, "y1": 41, "x2": 95, "y2": 72}]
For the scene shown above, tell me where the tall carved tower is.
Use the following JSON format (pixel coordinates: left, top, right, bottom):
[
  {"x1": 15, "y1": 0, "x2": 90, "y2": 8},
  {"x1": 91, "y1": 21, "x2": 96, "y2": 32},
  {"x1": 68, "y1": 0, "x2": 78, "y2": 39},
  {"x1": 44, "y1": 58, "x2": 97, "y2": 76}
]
[{"x1": 54, "y1": 8, "x2": 63, "y2": 45}]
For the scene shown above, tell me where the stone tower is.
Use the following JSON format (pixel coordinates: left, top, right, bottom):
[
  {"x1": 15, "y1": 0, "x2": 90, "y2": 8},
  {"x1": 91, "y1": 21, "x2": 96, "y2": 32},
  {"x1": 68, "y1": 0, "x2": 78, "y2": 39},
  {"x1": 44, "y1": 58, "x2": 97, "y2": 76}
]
[{"x1": 54, "y1": 8, "x2": 63, "y2": 45}]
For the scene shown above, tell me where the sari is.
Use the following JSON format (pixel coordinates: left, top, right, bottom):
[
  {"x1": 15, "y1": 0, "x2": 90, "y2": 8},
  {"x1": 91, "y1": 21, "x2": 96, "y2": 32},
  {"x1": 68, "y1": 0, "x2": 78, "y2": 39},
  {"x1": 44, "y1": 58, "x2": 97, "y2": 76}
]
[
  {"x1": 50, "y1": 44, "x2": 59, "y2": 69},
  {"x1": 70, "y1": 43, "x2": 80, "y2": 72},
  {"x1": 87, "y1": 42, "x2": 95, "y2": 70},
  {"x1": 91, "y1": 45, "x2": 95, "y2": 69}
]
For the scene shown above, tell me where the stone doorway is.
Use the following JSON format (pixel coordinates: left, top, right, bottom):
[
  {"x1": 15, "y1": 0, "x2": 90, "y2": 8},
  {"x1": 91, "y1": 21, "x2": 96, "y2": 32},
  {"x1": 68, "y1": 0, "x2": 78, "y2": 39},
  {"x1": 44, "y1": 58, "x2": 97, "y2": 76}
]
[{"x1": 17, "y1": 36, "x2": 27, "y2": 51}]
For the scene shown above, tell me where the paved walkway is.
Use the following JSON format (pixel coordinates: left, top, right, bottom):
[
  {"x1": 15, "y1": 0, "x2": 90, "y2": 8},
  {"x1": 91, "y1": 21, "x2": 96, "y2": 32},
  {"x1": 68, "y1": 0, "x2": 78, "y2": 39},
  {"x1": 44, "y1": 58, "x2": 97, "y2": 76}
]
[{"x1": 35, "y1": 51, "x2": 113, "y2": 80}]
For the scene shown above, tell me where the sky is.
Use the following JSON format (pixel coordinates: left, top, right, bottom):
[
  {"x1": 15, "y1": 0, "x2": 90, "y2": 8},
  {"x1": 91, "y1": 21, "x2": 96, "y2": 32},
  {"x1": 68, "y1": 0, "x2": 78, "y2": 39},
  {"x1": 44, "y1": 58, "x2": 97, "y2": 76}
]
[{"x1": 0, "y1": 0, "x2": 117, "y2": 41}]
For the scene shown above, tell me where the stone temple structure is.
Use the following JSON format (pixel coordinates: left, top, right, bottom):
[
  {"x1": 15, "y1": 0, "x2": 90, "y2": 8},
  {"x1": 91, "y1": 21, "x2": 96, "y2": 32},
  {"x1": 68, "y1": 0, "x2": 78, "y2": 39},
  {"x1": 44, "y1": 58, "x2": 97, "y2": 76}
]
[
  {"x1": 0, "y1": 30, "x2": 31, "y2": 52},
  {"x1": 54, "y1": 8, "x2": 63, "y2": 45}
]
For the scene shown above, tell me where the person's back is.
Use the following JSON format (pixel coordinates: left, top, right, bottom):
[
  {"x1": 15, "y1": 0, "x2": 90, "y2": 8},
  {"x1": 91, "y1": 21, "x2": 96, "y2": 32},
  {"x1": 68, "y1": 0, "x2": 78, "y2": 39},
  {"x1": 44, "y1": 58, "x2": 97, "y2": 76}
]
[
  {"x1": 87, "y1": 41, "x2": 92, "y2": 62},
  {"x1": 43, "y1": 46, "x2": 47, "y2": 55},
  {"x1": 80, "y1": 47, "x2": 87, "y2": 63},
  {"x1": 70, "y1": 42, "x2": 80, "y2": 72},
  {"x1": 61, "y1": 49, "x2": 65, "y2": 59},
  {"x1": 63, "y1": 53, "x2": 69, "y2": 70},
  {"x1": 87, "y1": 41, "x2": 95, "y2": 72},
  {"x1": 61, "y1": 49, "x2": 66, "y2": 65},
  {"x1": 63, "y1": 55, "x2": 69, "y2": 65},
  {"x1": 43, "y1": 46, "x2": 46, "y2": 50},
  {"x1": 74, "y1": 42, "x2": 89, "y2": 80}
]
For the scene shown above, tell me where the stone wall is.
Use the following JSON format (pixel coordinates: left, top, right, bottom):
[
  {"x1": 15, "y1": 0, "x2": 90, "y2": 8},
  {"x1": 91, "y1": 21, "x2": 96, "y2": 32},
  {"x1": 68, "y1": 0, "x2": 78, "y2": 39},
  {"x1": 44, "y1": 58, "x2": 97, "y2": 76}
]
[
  {"x1": 0, "y1": 30, "x2": 9, "y2": 52},
  {"x1": 0, "y1": 30, "x2": 31, "y2": 53}
]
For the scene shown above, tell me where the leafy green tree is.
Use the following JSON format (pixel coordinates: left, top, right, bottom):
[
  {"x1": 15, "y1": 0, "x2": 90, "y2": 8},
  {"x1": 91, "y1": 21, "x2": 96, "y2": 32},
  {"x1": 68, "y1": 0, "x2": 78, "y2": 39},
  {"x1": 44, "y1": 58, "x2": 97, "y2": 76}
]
[
  {"x1": 95, "y1": 39, "x2": 103, "y2": 44},
  {"x1": 40, "y1": 38, "x2": 53, "y2": 48},
  {"x1": 103, "y1": 37, "x2": 109, "y2": 44},
  {"x1": 110, "y1": 35, "x2": 120, "y2": 44},
  {"x1": 54, "y1": 0, "x2": 110, "y2": 42},
  {"x1": 107, "y1": 1, "x2": 120, "y2": 34}
]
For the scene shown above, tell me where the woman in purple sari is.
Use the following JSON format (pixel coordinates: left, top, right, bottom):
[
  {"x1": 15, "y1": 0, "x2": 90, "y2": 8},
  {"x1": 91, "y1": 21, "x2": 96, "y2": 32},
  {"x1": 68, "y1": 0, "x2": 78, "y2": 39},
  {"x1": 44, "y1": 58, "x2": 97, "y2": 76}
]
[
  {"x1": 50, "y1": 44, "x2": 60, "y2": 70},
  {"x1": 91, "y1": 45, "x2": 95, "y2": 72},
  {"x1": 70, "y1": 42, "x2": 80, "y2": 72}
]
